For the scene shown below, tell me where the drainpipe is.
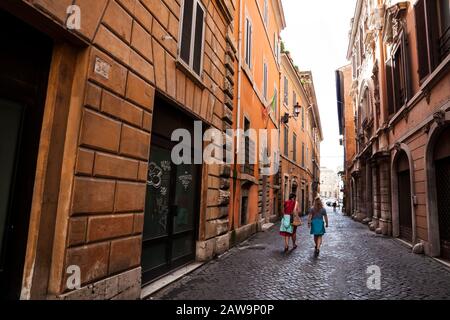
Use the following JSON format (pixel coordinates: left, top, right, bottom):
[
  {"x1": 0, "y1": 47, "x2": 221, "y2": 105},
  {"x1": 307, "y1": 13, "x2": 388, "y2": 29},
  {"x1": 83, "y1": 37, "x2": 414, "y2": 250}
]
[{"x1": 231, "y1": 0, "x2": 244, "y2": 231}]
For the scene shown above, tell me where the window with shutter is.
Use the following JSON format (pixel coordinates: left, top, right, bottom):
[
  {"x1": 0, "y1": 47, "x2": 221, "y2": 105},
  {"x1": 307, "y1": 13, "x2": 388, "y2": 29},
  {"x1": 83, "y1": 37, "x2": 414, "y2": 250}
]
[
  {"x1": 293, "y1": 91, "x2": 297, "y2": 108},
  {"x1": 180, "y1": 0, "x2": 194, "y2": 65},
  {"x1": 192, "y1": 3, "x2": 204, "y2": 75},
  {"x1": 302, "y1": 143, "x2": 305, "y2": 167},
  {"x1": 264, "y1": 0, "x2": 269, "y2": 27},
  {"x1": 179, "y1": 0, "x2": 205, "y2": 76},
  {"x1": 415, "y1": 0, "x2": 430, "y2": 80},
  {"x1": 284, "y1": 126, "x2": 288, "y2": 157},
  {"x1": 245, "y1": 18, "x2": 252, "y2": 68},
  {"x1": 283, "y1": 77, "x2": 288, "y2": 105},
  {"x1": 302, "y1": 106, "x2": 305, "y2": 129},
  {"x1": 438, "y1": 0, "x2": 450, "y2": 59},
  {"x1": 263, "y1": 62, "x2": 268, "y2": 100},
  {"x1": 385, "y1": 58, "x2": 394, "y2": 116},
  {"x1": 293, "y1": 133, "x2": 297, "y2": 162}
]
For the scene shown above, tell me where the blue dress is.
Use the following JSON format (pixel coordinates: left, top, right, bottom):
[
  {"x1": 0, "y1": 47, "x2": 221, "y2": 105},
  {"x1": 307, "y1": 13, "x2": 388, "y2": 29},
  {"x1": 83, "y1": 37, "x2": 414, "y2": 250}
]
[{"x1": 309, "y1": 208, "x2": 327, "y2": 236}]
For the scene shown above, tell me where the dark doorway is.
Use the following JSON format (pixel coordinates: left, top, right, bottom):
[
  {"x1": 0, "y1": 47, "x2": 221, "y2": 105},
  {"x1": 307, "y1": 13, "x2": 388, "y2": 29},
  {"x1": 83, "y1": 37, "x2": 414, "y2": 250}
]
[
  {"x1": 397, "y1": 152, "x2": 413, "y2": 242},
  {"x1": 141, "y1": 97, "x2": 202, "y2": 285},
  {"x1": 434, "y1": 126, "x2": 450, "y2": 260},
  {"x1": 0, "y1": 10, "x2": 53, "y2": 299}
]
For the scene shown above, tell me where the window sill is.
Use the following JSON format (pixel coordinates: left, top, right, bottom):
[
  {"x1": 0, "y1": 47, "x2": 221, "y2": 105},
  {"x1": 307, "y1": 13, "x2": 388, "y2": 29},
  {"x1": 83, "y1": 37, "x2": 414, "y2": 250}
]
[
  {"x1": 176, "y1": 59, "x2": 206, "y2": 90},
  {"x1": 242, "y1": 63, "x2": 254, "y2": 84}
]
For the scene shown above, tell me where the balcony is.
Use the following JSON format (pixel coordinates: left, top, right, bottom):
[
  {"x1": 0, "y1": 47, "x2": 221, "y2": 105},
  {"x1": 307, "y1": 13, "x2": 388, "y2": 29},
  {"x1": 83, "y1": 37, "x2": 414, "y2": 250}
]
[
  {"x1": 440, "y1": 26, "x2": 450, "y2": 62},
  {"x1": 241, "y1": 163, "x2": 255, "y2": 176}
]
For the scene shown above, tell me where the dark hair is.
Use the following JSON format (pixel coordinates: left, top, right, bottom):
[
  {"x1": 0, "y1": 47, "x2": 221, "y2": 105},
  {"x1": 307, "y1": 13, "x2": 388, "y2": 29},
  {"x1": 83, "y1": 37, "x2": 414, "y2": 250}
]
[{"x1": 289, "y1": 193, "x2": 296, "y2": 200}]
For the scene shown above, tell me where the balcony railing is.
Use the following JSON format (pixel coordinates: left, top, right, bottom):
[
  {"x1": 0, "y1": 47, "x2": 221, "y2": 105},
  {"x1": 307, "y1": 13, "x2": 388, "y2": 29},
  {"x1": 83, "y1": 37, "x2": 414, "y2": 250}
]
[
  {"x1": 242, "y1": 163, "x2": 255, "y2": 176},
  {"x1": 440, "y1": 26, "x2": 450, "y2": 62}
]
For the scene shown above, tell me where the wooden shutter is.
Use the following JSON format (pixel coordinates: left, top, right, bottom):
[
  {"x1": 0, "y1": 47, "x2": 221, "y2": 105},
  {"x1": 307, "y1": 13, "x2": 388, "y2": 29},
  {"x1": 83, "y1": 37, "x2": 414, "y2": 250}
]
[
  {"x1": 284, "y1": 77, "x2": 288, "y2": 105},
  {"x1": 414, "y1": 0, "x2": 430, "y2": 80},
  {"x1": 393, "y1": 47, "x2": 402, "y2": 112},
  {"x1": 180, "y1": 0, "x2": 194, "y2": 65},
  {"x1": 192, "y1": 2, "x2": 204, "y2": 75},
  {"x1": 401, "y1": 31, "x2": 412, "y2": 101},
  {"x1": 263, "y1": 63, "x2": 268, "y2": 99},
  {"x1": 293, "y1": 134, "x2": 297, "y2": 162},
  {"x1": 425, "y1": 0, "x2": 440, "y2": 67},
  {"x1": 284, "y1": 126, "x2": 288, "y2": 157},
  {"x1": 248, "y1": 22, "x2": 252, "y2": 68},
  {"x1": 385, "y1": 58, "x2": 395, "y2": 116}
]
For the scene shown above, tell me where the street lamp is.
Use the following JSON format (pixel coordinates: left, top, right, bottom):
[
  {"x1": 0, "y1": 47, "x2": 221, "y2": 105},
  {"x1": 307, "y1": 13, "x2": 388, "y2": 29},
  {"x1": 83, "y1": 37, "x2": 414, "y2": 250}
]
[{"x1": 282, "y1": 102, "x2": 301, "y2": 124}]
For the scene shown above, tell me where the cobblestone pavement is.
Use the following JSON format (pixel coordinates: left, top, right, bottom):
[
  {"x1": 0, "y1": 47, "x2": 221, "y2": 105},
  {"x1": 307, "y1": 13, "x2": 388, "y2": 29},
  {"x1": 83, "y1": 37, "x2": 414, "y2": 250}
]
[{"x1": 151, "y1": 208, "x2": 450, "y2": 300}]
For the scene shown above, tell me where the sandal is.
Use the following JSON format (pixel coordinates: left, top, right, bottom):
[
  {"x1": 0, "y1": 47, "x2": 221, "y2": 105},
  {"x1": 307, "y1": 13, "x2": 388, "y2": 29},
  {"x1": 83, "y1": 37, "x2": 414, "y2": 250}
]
[
  {"x1": 292, "y1": 244, "x2": 298, "y2": 250},
  {"x1": 284, "y1": 247, "x2": 289, "y2": 252}
]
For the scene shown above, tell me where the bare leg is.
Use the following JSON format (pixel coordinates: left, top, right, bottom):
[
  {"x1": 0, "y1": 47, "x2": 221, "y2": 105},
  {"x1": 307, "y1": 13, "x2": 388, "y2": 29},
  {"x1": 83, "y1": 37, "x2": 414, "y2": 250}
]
[
  {"x1": 314, "y1": 236, "x2": 318, "y2": 249},
  {"x1": 317, "y1": 236, "x2": 323, "y2": 250},
  {"x1": 292, "y1": 232, "x2": 297, "y2": 247},
  {"x1": 284, "y1": 237, "x2": 289, "y2": 250}
]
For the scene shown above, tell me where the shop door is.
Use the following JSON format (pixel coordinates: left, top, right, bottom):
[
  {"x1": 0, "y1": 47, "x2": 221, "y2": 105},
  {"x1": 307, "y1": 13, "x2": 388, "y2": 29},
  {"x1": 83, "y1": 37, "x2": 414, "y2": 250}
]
[
  {"x1": 141, "y1": 99, "x2": 201, "y2": 285},
  {"x1": 0, "y1": 10, "x2": 52, "y2": 299},
  {"x1": 436, "y1": 157, "x2": 450, "y2": 260}
]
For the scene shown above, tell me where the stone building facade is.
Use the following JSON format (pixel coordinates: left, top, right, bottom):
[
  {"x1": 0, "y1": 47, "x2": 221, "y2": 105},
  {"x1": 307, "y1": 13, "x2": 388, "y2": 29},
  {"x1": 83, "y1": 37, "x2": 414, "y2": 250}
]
[
  {"x1": 0, "y1": 0, "x2": 325, "y2": 300},
  {"x1": 228, "y1": 0, "x2": 285, "y2": 244},
  {"x1": 0, "y1": 0, "x2": 235, "y2": 300},
  {"x1": 280, "y1": 53, "x2": 323, "y2": 215},
  {"x1": 319, "y1": 167, "x2": 339, "y2": 200},
  {"x1": 336, "y1": 64, "x2": 356, "y2": 215},
  {"x1": 344, "y1": 0, "x2": 450, "y2": 260}
]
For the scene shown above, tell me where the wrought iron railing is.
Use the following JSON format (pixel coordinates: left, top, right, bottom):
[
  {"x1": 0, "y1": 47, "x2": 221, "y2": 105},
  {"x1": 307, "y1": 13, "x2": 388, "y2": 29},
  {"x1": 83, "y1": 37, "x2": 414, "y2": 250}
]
[{"x1": 440, "y1": 26, "x2": 450, "y2": 61}]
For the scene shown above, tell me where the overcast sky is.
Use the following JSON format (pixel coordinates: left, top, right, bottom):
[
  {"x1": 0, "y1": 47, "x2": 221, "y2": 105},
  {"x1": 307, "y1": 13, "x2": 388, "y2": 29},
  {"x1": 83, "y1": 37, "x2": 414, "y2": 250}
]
[{"x1": 281, "y1": 0, "x2": 356, "y2": 172}]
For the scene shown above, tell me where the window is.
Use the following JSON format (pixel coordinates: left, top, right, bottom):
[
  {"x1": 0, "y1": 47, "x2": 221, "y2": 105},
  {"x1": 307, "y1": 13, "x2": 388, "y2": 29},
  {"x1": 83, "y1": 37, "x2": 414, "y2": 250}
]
[
  {"x1": 243, "y1": 118, "x2": 254, "y2": 176},
  {"x1": 274, "y1": 33, "x2": 278, "y2": 59},
  {"x1": 292, "y1": 91, "x2": 297, "y2": 108},
  {"x1": 414, "y1": 0, "x2": 450, "y2": 81},
  {"x1": 306, "y1": 146, "x2": 309, "y2": 169},
  {"x1": 385, "y1": 32, "x2": 411, "y2": 116},
  {"x1": 284, "y1": 126, "x2": 288, "y2": 157},
  {"x1": 283, "y1": 76, "x2": 289, "y2": 105},
  {"x1": 245, "y1": 17, "x2": 253, "y2": 68},
  {"x1": 302, "y1": 106, "x2": 305, "y2": 129},
  {"x1": 293, "y1": 133, "x2": 297, "y2": 162},
  {"x1": 263, "y1": 0, "x2": 269, "y2": 27},
  {"x1": 352, "y1": 54, "x2": 357, "y2": 79},
  {"x1": 302, "y1": 143, "x2": 305, "y2": 167},
  {"x1": 263, "y1": 62, "x2": 268, "y2": 100},
  {"x1": 179, "y1": 0, "x2": 205, "y2": 76}
]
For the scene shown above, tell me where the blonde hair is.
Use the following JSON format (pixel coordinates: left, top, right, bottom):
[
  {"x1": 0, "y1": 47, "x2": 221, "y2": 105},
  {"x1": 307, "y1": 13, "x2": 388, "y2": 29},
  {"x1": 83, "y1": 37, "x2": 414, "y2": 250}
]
[{"x1": 314, "y1": 197, "x2": 323, "y2": 210}]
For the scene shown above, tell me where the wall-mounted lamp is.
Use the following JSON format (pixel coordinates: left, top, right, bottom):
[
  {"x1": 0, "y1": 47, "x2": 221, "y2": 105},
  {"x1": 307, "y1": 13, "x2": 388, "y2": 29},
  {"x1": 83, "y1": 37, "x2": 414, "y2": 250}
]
[{"x1": 282, "y1": 102, "x2": 301, "y2": 124}]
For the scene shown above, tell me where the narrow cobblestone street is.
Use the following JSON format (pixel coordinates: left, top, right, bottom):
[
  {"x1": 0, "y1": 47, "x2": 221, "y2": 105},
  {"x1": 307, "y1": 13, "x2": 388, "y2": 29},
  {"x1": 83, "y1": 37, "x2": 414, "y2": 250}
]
[{"x1": 151, "y1": 208, "x2": 450, "y2": 300}]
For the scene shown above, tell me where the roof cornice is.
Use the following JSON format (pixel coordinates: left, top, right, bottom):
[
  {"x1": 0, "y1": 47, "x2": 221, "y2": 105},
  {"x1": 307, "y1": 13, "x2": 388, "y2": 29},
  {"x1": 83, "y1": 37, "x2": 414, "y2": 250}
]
[{"x1": 346, "y1": 0, "x2": 363, "y2": 60}]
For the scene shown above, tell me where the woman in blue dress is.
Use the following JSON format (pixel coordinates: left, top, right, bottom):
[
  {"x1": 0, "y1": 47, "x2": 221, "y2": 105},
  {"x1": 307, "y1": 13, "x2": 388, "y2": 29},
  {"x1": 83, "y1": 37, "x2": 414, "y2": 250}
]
[{"x1": 307, "y1": 197, "x2": 329, "y2": 256}]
